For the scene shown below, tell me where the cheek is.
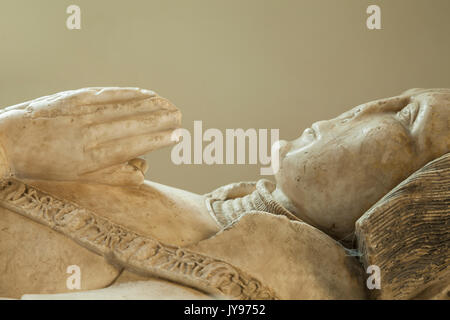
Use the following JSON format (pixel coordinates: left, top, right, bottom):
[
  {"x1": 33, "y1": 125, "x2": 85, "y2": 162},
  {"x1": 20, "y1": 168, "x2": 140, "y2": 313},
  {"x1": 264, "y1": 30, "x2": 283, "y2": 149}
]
[
  {"x1": 360, "y1": 127, "x2": 416, "y2": 174},
  {"x1": 275, "y1": 153, "x2": 300, "y2": 194},
  {"x1": 276, "y1": 144, "x2": 346, "y2": 200},
  {"x1": 277, "y1": 134, "x2": 388, "y2": 202},
  {"x1": 276, "y1": 149, "x2": 309, "y2": 203},
  {"x1": 276, "y1": 122, "x2": 417, "y2": 203}
]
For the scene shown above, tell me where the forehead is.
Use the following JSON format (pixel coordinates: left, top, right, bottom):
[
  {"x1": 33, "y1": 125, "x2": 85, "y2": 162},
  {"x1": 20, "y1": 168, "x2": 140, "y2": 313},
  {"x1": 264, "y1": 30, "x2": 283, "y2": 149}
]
[
  {"x1": 412, "y1": 91, "x2": 450, "y2": 131},
  {"x1": 338, "y1": 89, "x2": 450, "y2": 121},
  {"x1": 413, "y1": 92, "x2": 450, "y2": 153},
  {"x1": 337, "y1": 96, "x2": 408, "y2": 120}
]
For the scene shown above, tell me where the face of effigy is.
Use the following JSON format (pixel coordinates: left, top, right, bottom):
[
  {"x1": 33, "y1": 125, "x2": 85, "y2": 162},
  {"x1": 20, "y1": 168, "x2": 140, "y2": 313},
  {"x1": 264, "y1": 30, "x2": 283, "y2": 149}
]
[{"x1": 275, "y1": 89, "x2": 450, "y2": 240}]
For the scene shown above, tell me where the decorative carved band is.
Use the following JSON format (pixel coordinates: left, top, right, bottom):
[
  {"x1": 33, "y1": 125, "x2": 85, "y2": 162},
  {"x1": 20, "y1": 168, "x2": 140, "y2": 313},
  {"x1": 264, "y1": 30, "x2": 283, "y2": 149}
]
[{"x1": 0, "y1": 178, "x2": 278, "y2": 300}]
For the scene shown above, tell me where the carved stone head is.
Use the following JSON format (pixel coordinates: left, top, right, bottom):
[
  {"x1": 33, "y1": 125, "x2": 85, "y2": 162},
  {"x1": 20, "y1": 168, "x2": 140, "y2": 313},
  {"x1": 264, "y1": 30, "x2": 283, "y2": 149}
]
[{"x1": 275, "y1": 88, "x2": 450, "y2": 239}]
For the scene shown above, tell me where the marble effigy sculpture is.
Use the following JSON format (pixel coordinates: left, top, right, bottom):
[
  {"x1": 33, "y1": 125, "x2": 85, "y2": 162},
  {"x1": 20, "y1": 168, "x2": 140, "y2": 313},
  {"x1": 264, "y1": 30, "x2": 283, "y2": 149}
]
[{"x1": 0, "y1": 87, "x2": 448, "y2": 300}]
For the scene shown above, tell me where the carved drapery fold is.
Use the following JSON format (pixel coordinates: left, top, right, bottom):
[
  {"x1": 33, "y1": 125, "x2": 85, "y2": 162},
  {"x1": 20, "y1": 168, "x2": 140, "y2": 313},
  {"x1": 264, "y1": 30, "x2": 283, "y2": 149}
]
[{"x1": 0, "y1": 178, "x2": 278, "y2": 300}]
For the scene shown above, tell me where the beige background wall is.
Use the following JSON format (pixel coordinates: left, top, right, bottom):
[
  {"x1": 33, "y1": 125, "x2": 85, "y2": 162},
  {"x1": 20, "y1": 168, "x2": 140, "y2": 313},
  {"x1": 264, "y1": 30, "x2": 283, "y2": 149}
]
[{"x1": 1, "y1": 0, "x2": 449, "y2": 193}]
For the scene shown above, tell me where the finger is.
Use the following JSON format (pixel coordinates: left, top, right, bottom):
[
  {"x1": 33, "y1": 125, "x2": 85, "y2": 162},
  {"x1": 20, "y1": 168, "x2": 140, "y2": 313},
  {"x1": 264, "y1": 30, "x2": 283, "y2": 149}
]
[
  {"x1": 84, "y1": 129, "x2": 175, "y2": 172},
  {"x1": 81, "y1": 95, "x2": 180, "y2": 124},
  {"x1": 401, "y1": 88, "x2": 450, "y2": 97},
  {"x1": 24, "y1": 87, "x2": 174, "y2": 119},
  {"x1": 2, "y1": 87, "x2": 150, "y2": 113},
  {"x1": 1, "y1": 101, "x2": 31, "y2": 114},
  {"x1": 79, "y1": 160, "x2": 146, "y2": 186},
  {"x1": 85, "y1": 108, "x2": 181, "y2": 144},
  {"x1": 1, "y1": 91, "x2": 69, "y2": 114},
  {"x1": 128, "y1": 158, "x2": 149, "y2": 175}
]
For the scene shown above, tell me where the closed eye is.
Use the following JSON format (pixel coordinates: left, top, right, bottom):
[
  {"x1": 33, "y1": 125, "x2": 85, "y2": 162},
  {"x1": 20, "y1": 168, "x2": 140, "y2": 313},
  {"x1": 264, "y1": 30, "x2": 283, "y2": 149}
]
[
  {"x1": 339, "y1": 107, "x2": 363, "y2": 123},
  {"x1": 396, "y1": 102, "x2": 420, "y2": 128}
]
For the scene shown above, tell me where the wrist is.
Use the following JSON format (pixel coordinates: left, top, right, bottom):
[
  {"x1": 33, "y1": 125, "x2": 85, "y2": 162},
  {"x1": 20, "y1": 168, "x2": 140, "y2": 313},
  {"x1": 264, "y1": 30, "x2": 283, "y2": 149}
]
[{"x1": 0, "y1": 143, "x2": 12, "y2": 179}]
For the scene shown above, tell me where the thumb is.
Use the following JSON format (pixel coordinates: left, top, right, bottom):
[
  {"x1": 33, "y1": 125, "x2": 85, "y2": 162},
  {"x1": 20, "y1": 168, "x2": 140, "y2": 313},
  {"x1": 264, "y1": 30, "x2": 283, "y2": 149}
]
[{"x1": 78, "y1": 158, "x2": 148, "y2": 186}]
